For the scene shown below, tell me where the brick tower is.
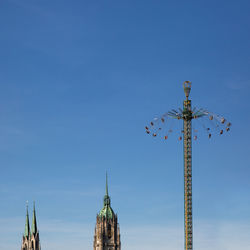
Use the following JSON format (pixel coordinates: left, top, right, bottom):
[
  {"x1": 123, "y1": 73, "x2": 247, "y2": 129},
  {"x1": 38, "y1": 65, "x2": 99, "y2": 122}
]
[{"x1": 93, "y1": 175, "x2": 121, "y2": 250}]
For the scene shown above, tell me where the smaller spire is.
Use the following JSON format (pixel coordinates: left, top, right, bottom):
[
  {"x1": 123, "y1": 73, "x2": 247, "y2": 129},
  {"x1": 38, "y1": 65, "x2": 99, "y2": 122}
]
[
  {"x1": 24, "y1": 202, "x2": 30, "y2": 237},
  {"x1": 31, "y1": 201, "x2": 38, "y2": 235}
]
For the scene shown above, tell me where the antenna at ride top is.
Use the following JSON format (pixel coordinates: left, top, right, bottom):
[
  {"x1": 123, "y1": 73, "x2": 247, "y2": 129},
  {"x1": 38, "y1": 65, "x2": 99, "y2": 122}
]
[
  {"x1": 145, "y1": 81, "x2": 231, "y2": 250},
  {"x1": 183, "y1": 81, "x2": 192, "y2": 99}
]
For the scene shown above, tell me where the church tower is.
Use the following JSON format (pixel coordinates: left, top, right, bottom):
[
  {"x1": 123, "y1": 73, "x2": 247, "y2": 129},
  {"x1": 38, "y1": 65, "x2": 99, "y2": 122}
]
[
  {"x1": 21, "y1": 203, "x2": 41, "y2": 250},
  {"x1": 30, "y1": 203, "x2": 41, "y2": 250},
  {"x1": 21, "y1": 204, "x2": 30, "y2": 250},
  {"x1": 93, "y1": 175, "x2": 121, "y2": 250}
]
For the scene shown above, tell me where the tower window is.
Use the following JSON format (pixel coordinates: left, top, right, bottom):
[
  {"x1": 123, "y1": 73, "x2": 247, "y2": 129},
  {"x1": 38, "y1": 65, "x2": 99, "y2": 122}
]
[{"x1": 108, "y1": 224, "x2": 112, "y2": 238}]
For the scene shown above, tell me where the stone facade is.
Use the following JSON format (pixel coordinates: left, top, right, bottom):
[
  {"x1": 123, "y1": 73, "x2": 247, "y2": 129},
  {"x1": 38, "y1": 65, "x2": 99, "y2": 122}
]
[{"x1": 93, "y1": 214, "x2": 121, "y2": 250}]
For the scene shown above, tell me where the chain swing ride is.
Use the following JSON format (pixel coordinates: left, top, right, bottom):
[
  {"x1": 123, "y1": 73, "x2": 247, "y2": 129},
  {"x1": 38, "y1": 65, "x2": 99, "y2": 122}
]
[{"x1": 145, "y1": 81, "x2": 231, "y2": 250}]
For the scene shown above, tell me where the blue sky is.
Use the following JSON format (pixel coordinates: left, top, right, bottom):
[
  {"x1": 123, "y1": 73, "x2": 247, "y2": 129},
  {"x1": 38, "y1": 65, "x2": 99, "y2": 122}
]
[{"x1": 0, "y1": 0, "x2": 250, "y2": 249}]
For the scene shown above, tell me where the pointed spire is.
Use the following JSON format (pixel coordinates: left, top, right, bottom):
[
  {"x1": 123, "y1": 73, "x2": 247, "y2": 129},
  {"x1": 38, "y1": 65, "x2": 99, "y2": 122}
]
[
  {"x1": 31, "y1": 201, "x2": 38, "y2": 235},
  {"x1": 99, "y1": 173, "x2": 114, "y2": 219},
  {"x1": 24, "y1": 202, "x2": 30, "y2": 237},
  {"x1": 103, "y1": 172, "x2": 111, "y2": 207},
  {"x1": 106, "y1": 171, "x2": 109, "y2": 196}
]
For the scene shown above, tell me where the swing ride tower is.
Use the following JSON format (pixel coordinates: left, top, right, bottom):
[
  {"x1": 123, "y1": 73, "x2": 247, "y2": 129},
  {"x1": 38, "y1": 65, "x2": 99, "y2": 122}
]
[
  {"x1": 145, "y1": 81, "x2": 231, "y2": 250},
  {"x1": 170, "y1": 81, "x2": 194, "y2": 250}
]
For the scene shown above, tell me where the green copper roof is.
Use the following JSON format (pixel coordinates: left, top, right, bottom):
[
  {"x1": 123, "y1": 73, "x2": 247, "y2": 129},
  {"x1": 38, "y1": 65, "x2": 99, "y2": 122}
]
[
  {"x1": 99, "y1": 205, "x2": 114, "y2": 219},
  {"x1": 24, "y1": 203, "x2": 30, "y2": 237},
  {"x1": 31, "y1": 202, "x2": 37, "y2": 235},
  {"x1": 99, "y1": 173, "x2": 114, "y2": 220}
]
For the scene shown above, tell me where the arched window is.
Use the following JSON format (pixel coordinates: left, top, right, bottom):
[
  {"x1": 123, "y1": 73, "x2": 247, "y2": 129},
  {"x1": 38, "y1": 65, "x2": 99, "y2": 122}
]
[{"x1": 108, "y1": 224, "x2": 112, "y2": 238}]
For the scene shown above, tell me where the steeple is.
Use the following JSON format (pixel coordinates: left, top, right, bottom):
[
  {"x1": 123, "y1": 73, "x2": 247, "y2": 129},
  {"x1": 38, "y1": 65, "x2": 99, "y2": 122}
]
[
  {"x1": 106, "y1": 172, "x2": 109, "y2": 196},
  {"x1": 93, "y1": 174, "x2": 121, "y2": 250},
  {"x1": 104, "y1": 172, "x2": 111, "y2": 207},
  {"x1": 21, "y1": 202, "x2": 41, "y2": 250},
  {"x1": 99, "y1": 173, "x2": 113, "y2": 219},
  {"x1": 24, "y1": 203, "x2": 30, "y2": 238},
  {"x1": 31, "y1": 202, "x2": 37, "y2": 235}
]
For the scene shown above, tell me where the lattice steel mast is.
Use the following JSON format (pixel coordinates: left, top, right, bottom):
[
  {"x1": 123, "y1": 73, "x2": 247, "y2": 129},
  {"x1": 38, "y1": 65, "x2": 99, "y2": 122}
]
[{"x1": 183, "y1": 81, "x2": 193, "y2": 250}]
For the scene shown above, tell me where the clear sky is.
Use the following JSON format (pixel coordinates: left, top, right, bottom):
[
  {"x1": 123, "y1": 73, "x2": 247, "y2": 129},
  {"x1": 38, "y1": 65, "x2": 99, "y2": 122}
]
[{"x1": 0, "y1": 0, "x2": 250, "y2": 249}]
